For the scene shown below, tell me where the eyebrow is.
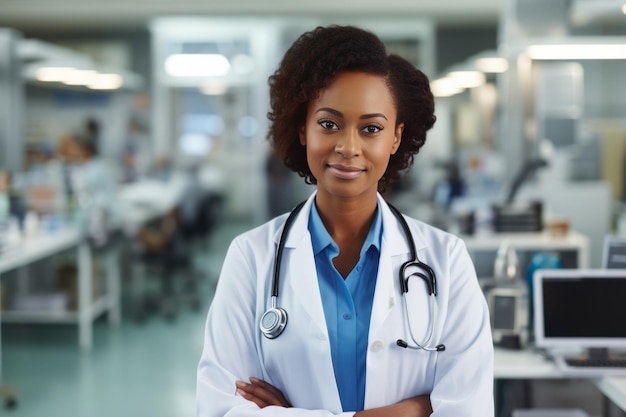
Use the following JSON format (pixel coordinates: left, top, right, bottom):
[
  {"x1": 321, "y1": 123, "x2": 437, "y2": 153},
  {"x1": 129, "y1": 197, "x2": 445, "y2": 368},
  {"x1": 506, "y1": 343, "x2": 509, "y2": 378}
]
[{"x1": 315, "y1": 107, "x2": 388, "y2": 121}]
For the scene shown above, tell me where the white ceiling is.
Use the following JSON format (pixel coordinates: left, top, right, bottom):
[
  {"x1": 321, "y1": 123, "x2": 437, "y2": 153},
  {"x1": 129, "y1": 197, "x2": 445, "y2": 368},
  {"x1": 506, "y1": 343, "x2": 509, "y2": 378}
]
[{"x1": 0, "y1": 0, "x2": 503, "y2": 32}]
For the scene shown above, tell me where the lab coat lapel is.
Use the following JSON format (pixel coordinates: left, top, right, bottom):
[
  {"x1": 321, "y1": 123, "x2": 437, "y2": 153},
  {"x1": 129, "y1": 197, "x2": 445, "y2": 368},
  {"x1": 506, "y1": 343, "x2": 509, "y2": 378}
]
[
  {"x1": 280, "y1": 194, "x2": 329, "y2": 337},
  {"x1": 285, "y1": 236, "x2": 329, "y2": 334},
  {"x1": 369, "y1": 196, "x2": 412, "y2": 334},
  {"x1": 277, "y1": 194, "x2": 342, "y2": 411}
]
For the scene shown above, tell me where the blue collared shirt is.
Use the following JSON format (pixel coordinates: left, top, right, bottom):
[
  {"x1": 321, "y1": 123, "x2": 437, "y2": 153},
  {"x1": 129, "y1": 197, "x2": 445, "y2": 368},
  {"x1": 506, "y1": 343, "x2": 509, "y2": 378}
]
[{"x1": 308, "y1": 202, "x2": 382, "y2": 412}]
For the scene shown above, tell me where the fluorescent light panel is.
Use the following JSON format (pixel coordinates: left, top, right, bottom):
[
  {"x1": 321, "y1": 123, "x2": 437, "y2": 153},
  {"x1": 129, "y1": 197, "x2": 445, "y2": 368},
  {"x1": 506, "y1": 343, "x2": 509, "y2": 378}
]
[
  {"x1": 88, "y1": 74, "x2": 123, "y2": 90},
  {"x1": 447, "y1": 70, "x2": 486, "y2": 88},
  {"x1": 36, "y1": 67, "x2": 76, "y2": 82},
  {"x1": 165, "y1": 54, "x2": 231, "y2": 77},
  {"x1": 475, "y1": 57, "x2": 509, "y2": 73},
  {"x1": 62, "y1": 69, "x2": 98, "y2": 86},
  {"x1": 35, "y1": 66, "x2": 124, "y2": 90},
  {"x1": 430, "y1": 78, "x2": 464, "y2": 98}
]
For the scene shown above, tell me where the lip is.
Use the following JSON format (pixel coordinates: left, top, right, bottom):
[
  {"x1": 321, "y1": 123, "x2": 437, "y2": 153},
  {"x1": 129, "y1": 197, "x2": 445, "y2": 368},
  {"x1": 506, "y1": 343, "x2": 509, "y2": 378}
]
[{"x1": 327, "y1": 164, "x2": 365, "y2": 180}]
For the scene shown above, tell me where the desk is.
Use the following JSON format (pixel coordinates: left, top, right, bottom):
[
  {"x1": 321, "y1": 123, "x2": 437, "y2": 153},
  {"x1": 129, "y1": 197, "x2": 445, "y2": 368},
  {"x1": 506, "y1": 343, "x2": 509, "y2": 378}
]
[
  {"x1": 0, "y1": 227, "x2": 121, "y2": 350},
  {"x1": 495, "y1": 348, "x2": 626, "y2": 414},
  {"x1": 593, "y1": 377, "x2": 626, "y2": 413},
  {"x1": 495, "y1": 347, "x2": 560, "y2": 379}
]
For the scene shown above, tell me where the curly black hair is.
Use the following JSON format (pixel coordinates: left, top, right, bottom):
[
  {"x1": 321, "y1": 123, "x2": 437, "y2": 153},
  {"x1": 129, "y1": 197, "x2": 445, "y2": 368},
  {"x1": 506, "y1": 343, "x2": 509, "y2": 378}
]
[{"x1": 267, "y1": 25, "x2": 436, "y2": 192}]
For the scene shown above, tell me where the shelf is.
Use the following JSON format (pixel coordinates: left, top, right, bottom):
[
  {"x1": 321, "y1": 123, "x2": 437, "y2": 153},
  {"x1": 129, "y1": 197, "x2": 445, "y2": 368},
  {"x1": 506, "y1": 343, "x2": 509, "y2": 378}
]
[
  {"x1": 461, "y1": 230, "x2": 589, "y2": 251},
  {"x1": 0, "y1": 229, "x2": 81, "y2": 274},
  {"x1": 1, "y1": 294, "x2": 112, "y2": 324}
]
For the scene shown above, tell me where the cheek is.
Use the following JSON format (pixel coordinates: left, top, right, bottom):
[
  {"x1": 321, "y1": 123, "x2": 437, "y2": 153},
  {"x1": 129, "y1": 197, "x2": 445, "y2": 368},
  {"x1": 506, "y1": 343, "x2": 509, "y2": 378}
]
[
  {"x1": 304, "y1": 139, "x2": 323, "y2": 168},
  {"x1": 367, "y1": 138, "x2": 397, "y2": 159},
  {"x1": 303, "y1": 130, "x2": 331, "y2": 155}
]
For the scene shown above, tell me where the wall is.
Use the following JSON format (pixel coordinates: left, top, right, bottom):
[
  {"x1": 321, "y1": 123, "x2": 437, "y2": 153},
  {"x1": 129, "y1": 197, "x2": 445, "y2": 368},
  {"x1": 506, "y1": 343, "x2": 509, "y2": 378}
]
[{"x1": 0, "y1": 28, "x2": 24, "y2": 171}]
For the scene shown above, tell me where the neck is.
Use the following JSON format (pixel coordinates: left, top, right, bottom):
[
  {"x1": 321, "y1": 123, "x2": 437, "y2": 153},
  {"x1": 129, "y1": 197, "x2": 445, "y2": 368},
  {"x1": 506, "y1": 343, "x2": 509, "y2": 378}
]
[{"x1": 314, "y1": 192, "x2": 378, "y2": 241}]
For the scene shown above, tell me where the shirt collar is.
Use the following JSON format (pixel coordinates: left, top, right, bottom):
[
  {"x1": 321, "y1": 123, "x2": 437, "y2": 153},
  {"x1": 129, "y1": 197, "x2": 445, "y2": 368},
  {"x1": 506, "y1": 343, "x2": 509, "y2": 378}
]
[{"x1": 308, "y1": 201, "x2": 383, "y2": 257}]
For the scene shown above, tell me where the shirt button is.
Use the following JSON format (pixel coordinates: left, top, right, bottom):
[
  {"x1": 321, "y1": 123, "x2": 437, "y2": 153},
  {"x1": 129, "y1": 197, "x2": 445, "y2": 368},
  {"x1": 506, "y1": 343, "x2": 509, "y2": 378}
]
[
  {"x1": 357, "y1": 265, "x2": 362, "y2": 271},
  {"x1": 343, "y1": 313, "x2": 352, "y2": 320},
  {"x1": 370, "y1": 341, "x2": 384, "y2": 352}
]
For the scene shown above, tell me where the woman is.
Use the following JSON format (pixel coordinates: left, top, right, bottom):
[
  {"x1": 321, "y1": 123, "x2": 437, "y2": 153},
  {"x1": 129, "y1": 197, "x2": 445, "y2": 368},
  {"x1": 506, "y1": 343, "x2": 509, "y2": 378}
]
[{"x1": 197, "y1": 25, "x2": 493, "y2": 416}]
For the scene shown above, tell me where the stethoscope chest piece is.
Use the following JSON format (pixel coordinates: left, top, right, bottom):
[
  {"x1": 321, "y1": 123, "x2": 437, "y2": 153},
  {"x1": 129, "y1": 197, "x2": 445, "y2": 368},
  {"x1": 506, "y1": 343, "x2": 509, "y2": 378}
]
[{"x1": 260, "y1": 306, "x2": 288, "y2": 339}]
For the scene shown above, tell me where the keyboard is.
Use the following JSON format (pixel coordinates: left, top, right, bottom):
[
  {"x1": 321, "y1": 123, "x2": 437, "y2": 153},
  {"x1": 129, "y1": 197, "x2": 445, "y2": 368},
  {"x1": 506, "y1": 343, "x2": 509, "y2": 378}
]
[
  {"x1": 565, "y1": 357, "x2": 626, "y2": 368},
  {"x1": 555, "y1": 355, "x2": 626, "y2": 375}
]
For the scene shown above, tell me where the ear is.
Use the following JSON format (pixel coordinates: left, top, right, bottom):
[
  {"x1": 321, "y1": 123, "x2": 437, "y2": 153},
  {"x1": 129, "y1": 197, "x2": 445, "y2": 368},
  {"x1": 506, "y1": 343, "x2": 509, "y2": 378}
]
[
  {"x1": 298, "y1": 126, "x2": 306, "y2": 145},
  {"x1": 391, "y1": 123, "x2": 404, "y2": 155}
]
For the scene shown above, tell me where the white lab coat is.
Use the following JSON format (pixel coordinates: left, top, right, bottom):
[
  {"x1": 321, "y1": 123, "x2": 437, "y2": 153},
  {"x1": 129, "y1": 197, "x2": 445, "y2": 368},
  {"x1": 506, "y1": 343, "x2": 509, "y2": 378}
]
[{"x1": 197, "y1": 192, "x2": 494, "y2": 417}]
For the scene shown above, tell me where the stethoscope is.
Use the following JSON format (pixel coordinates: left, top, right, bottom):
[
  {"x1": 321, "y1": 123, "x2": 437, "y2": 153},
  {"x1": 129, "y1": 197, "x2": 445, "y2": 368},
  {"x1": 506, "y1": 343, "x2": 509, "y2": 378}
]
[{"x1": 259, "y1": 200, "x2": 446, "y2": 353}]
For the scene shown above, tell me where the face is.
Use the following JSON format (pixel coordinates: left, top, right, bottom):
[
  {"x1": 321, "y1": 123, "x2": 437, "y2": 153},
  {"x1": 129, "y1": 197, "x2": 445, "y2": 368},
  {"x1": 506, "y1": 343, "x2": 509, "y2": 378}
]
[{"x1": 299, "y1": 71, "x2": 403, "y2": 202}]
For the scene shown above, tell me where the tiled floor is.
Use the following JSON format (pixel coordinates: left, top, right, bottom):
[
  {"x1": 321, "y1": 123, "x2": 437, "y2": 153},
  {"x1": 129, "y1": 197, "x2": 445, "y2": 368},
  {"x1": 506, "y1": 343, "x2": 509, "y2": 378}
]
[{"x1": 1, "y1": 219, "x2": 253, "y2": 417}]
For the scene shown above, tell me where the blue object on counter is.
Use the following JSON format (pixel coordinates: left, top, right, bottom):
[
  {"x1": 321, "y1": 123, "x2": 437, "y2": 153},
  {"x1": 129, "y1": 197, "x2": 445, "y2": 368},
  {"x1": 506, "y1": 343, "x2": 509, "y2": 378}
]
[
  {"x1": 527, "y1": 252, "x2": 562, "y2": 291},
  {"x1": 526, "y1": 252, "x2": 562, "y2": 337}
]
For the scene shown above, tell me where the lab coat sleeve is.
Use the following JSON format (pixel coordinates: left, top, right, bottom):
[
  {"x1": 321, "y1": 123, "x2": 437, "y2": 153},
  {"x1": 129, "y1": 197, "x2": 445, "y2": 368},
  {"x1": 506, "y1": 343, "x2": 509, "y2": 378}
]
[
  {"x1": 196, "y1": 235, "x2": 355, "y2": 417},
  {"x1": 429, "y1": 238, "x2": 494, "y2": 416}
]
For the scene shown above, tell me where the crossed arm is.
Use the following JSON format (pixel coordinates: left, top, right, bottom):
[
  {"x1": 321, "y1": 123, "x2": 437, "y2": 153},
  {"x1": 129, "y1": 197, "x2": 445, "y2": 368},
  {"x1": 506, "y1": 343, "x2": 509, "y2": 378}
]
[{"x1": 235, "y1": 378, "x2": 432, "y2": 417}]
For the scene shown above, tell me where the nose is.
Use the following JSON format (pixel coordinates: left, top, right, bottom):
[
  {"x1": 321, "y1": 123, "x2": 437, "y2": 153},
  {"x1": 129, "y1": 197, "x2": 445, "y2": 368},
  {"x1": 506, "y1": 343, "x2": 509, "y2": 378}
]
[{"x1": 335, "y1": 129, "x2": 360, "y2": 158}]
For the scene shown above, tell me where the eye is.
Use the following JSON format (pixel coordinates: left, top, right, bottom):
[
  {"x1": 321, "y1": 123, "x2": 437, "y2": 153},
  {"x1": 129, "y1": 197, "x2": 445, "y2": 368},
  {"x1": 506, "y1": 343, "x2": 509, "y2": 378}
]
[
  {"x1": 362, "y1": 124, "x2": 383, "y2": 134},
  {"x1": 318, "y1": 119, "x2": 339, "y2": 130}
]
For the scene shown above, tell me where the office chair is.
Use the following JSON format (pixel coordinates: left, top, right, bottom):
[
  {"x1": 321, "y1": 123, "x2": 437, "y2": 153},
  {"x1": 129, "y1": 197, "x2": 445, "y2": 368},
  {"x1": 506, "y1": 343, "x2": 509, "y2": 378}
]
[{"x1": 131, "y1": 193, "x2": 223, "y2": 322}]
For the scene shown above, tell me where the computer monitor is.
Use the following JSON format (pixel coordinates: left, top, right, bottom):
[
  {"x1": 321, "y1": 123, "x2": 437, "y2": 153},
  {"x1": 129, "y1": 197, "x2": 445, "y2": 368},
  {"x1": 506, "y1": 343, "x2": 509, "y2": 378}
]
[
  {"x1": 602, "y1": 235, "x2": 626, "y2": 269},
  {"x1": 533, "y1": 268, "x2": 626, "y2": 351}
]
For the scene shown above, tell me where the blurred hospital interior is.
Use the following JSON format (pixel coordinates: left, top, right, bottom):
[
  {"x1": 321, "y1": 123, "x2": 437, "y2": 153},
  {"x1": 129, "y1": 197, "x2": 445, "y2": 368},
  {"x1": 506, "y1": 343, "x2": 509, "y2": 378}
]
[{"x1": 1, "y1": 1, "x2": 626, "y2": 416}]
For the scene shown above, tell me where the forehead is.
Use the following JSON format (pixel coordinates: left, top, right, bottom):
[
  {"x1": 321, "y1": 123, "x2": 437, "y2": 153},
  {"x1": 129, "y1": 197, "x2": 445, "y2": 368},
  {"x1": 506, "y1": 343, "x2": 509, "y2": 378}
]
[{"x1": 311, "y1": 72, "x2": 396, "y2": 116}]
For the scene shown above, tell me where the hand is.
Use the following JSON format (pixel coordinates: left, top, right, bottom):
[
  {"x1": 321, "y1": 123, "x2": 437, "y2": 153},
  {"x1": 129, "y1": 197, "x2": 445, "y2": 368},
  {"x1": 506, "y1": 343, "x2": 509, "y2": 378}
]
[
  {"x1": 397, "y1": 396, "x2": 432, "y2": 416},
  {"x1": 235, "y1": 377, "x2": 292, "y2": 408}
]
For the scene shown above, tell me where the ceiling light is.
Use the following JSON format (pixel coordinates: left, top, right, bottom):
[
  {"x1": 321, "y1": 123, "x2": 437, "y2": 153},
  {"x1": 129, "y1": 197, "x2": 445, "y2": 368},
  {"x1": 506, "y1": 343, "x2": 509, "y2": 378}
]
[
  {"x1": 35, "y1": 66, "x2": 123, "y2": 90},
  {"x1": 447, "y1": 71, "x2": 486, "y2": 88},
  {"x1": 62, "y1": 69, "x2": 98, "y2": 86},
  {"x1": 36, "y1": 66, "x2": 76, "y2": 82},
  {"x1": 88, "y1": 74, "x2": 123, "y2": 90},
  {"x1": 475, "y1": 57, "x2": 509, "y2": 73},
  {"x1": 430, "y1": 78, "x2": 464, "y2": 98},
  {"x1": 622, "y1": 4, "x2": 626, "y2": 14},
  {"x1": 165, "y1": 54, "x2": 231, "y2": 77},
  {"x1": 527, "y1": 44, "x2": 626, "y2": 60}
]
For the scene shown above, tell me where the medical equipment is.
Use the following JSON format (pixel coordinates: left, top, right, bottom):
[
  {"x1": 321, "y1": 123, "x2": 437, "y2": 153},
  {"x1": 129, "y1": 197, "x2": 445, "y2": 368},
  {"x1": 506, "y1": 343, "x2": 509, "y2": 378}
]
[
  {"x1": 487, "y1": 286, "x2": 528, "y2": 349},
  {"x1": 602, "y1": 235, "x2": 626, "y2": 269},
  {"x1": 260, "y1": 201, "x2": 445, "y2": 352}
]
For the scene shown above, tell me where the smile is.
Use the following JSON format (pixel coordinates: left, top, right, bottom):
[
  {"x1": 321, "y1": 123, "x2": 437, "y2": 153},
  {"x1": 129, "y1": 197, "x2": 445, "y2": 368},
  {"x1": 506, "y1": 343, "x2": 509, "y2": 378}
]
[{"x1": 327, "y1": 164, "x2": 365, "y2": 180}]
